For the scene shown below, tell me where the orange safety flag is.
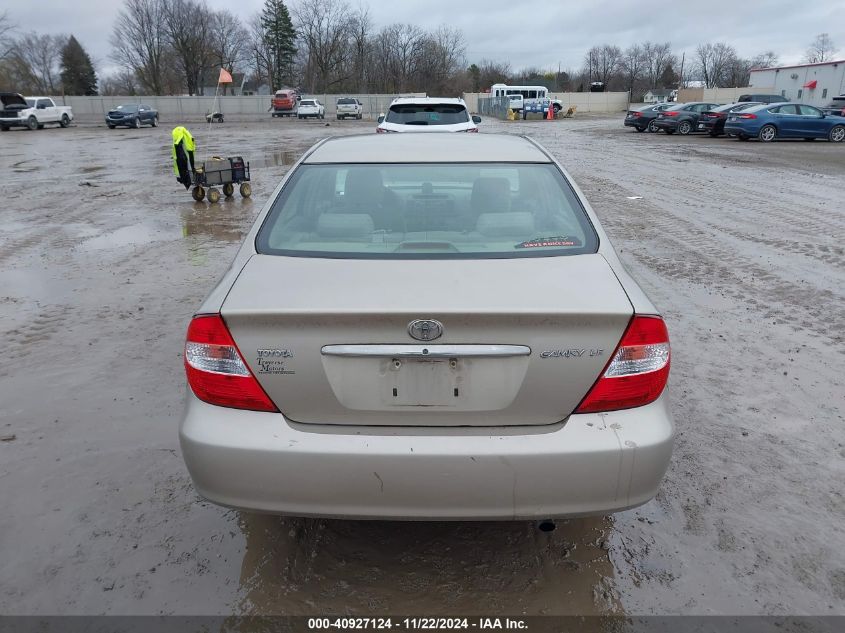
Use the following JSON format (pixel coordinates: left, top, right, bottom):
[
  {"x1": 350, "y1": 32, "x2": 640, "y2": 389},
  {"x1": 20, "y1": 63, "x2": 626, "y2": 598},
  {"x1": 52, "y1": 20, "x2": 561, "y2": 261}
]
[{"x1": 218, "y1": 68, "x2": 233, "y2": 84}]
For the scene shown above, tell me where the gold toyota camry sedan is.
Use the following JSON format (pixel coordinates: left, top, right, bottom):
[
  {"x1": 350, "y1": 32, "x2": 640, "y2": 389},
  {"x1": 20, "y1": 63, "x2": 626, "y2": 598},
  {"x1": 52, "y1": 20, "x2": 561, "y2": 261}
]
[{"x1": 180, "y1": 133, "x2": 674, "y2": 520}]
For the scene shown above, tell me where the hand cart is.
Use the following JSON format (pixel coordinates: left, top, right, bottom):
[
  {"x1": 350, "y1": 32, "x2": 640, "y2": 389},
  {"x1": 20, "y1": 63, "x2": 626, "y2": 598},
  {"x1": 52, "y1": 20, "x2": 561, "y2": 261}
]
[{"x1": 191, "y1": 156, "x2": 251, "y2": 203}]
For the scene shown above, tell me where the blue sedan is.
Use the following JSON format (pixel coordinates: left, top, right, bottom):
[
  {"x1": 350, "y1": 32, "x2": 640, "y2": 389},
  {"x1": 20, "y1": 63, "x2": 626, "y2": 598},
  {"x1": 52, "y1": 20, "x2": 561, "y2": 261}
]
[{"x1": 724, "y1": 102, "x2": 845, "y2": 142}]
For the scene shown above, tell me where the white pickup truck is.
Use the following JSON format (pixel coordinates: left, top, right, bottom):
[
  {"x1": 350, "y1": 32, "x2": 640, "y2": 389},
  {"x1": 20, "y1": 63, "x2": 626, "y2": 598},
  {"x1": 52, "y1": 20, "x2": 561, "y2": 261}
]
[
  {"x1": 336, "y1": 97, "x2": 363, "y2": 120},
  {"x1": 0, "y1": 94, "x2": 74, "y2": 131}
]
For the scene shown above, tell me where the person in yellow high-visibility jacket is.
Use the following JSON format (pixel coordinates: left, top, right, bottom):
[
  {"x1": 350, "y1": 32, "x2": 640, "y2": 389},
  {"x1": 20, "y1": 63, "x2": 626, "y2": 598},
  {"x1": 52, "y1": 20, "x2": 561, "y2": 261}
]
[{"x1": 172, "y1": 126, "x2": 196, "y2": 189}]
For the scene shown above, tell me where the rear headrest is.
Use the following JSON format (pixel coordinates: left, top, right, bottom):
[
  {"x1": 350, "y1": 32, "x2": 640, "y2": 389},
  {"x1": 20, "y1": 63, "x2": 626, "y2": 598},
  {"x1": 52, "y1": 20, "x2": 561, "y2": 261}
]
[
  {"x1": 345, "y1": 169, "x2": 385, "y2": 207},
  {"x1": 316, "y1": 213, "x2": 374, "y2": 238},
  {"x1": 471, "y1": 177, "x2": 511, "y2": 214},
  {"x1": 475, "y1": 212, "x2": 535, "y2": 237}
]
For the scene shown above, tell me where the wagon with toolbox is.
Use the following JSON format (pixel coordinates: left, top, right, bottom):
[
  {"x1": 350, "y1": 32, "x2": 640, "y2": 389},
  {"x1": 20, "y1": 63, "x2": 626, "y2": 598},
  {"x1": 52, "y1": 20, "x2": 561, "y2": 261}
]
[{"x1": 191, "y1": 156, "x2": 251, "y2": 203}]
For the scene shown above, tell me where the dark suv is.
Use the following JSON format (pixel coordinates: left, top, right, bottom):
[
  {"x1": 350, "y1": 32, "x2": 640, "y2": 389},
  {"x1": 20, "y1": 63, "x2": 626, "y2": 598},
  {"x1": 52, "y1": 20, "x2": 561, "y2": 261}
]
[
  {"x1": 653, "y1": 102, "x2": 721, "y2": 135},
  {"x1": 821, "y1": 96, "x2": 845, "y2": 117},
  {"x1": 738, "y1": 94, "x2": 786, "y2": 104}
]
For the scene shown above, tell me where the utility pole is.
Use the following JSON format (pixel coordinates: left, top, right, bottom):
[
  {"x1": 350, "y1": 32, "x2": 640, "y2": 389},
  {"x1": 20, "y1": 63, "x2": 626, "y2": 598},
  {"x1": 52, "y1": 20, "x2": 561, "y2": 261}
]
[{"x1": 678, "y1": 51, "x2": 685, "y2": 95}]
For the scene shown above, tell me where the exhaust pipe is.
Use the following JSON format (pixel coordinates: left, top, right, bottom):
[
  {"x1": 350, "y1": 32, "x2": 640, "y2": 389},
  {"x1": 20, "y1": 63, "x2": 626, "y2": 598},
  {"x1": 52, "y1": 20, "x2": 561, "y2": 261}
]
[{"x1": 536, "y1": 520, "x2": 556, "y2": 532}]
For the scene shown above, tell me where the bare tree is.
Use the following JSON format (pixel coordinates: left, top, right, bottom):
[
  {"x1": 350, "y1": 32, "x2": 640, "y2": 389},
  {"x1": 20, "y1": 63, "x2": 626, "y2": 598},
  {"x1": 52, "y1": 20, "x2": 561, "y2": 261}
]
[
  {"x1": 293, "y1": 0, "x2": 353, "y2": 92},
  {"x1": 642, "y1": 42, "x2": 675, "y2": 88},
  {"x1": 100, "y1": 69, "x2": 140, "y2": 95},
  {"x1": 750, "y1": 51, "x2": 778, "y2": 69},
  {"x1": 695, "y1": 42, "x2": 738, "y2": 88},
  {"x1": 724, "y1": 56, "x2": 752, "y2": 88},
  {"x1": 247, "y1": 14, "x2": 272, "y2": 91},
  {"x1": 348, "y1": 4, "x2": 372, "y2": 92},
  {"x1": 417, "y1": 25, "x2": 465, "y2": 95},
  {"x1": 209, "y1": 10, "x2": 249, "y2": 94},
  {"x1": 163, "y1": 0, "x2": 213, "y2": 95},
  {"x1": 475, "y1": 59, "x2": 511, "y2": 89},
  {"x1": 5, "y1": 32, "x2": 66, "y2": 93},
  {"x1": 111, "y1": 0, "x2": 170, "y2": 94},
  {"x1": 805, "y1": 33, "x2": 837, "y2": 63},
  {"x1": 620, "y1": 44, "x2": 645, "y2": 97},
  {"x1": 584, "y1": 45, "x2": 622, "y2": 88}
]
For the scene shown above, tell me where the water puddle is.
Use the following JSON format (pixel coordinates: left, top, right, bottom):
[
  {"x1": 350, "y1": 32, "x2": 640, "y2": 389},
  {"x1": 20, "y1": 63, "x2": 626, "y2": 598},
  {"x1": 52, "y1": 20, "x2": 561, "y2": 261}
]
[
  {"x1": 249, "y1": 150, "x2": 302, "y2": 168},
  {"x1": 81, "y1": 222, "x2": 181, "y2": 251}
]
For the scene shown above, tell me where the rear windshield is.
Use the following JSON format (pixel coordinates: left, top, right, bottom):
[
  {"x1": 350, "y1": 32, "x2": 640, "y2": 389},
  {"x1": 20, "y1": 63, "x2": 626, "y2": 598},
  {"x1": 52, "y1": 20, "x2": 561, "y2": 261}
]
[
  {"x1": 338, "y1": 98, "x2": 357, "y2": 104},
  {"x1": 386, "y1": 104, "x2": 469, "y2": 125},
  {"x1": 300, "y1": 100, "x2": 316, "y2": 106},
  {"x1": 255, "y1": 163, "x2": 598, "y2": 259}
]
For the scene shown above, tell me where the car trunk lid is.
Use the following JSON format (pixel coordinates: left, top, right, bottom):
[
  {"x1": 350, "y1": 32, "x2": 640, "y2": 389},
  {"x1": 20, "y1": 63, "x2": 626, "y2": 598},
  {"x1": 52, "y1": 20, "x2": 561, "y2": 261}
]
[{"x1": 221, "y1": 254, "x2": 633, "y2": 426}]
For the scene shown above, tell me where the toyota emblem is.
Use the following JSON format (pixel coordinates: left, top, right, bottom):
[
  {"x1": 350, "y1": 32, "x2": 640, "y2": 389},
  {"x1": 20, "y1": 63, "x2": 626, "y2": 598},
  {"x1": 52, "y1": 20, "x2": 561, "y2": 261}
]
[{"x1": 407, "y1": 319, "x2": 443, "y2": 341}]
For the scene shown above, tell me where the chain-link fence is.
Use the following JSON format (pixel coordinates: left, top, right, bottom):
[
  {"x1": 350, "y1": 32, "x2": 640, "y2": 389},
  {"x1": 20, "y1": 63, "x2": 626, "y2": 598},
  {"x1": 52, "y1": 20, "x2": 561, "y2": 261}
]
[{"x1": 477, "y1": 96, "x2": 512, "y2": 120}]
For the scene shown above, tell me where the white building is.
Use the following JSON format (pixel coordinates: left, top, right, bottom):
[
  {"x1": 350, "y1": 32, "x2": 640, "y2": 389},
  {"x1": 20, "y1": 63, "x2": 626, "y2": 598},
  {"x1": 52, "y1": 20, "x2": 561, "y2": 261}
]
[
  {"x1": 643, "y1": 89, "x2": 673, "y2": 103},
  {"x1": 749, "y1": 60, "x2": 845, "y2": 106}
]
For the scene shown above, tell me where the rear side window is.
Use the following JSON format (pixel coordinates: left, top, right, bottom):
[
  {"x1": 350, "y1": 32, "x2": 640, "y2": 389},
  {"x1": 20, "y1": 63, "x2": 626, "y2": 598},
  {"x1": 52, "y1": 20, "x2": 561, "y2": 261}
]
[
  {"x1": 256, "y1": 163, "x2": 598, "y2": 259},
  {"x1": 386, "y1": 104, "x2": 469, "y2": 125}
]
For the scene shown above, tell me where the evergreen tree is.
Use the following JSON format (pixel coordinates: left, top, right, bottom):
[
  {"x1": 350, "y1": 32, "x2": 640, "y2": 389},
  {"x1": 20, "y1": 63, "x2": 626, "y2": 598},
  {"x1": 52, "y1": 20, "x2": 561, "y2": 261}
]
[
  {"x1": 260, "y1": 0, "x2": 296, "y2": 90},
  {"x1": 60, "y1": 35, "x2": 98, "y2": 95},
  {"x1": 658, "y1": 63, "x2": 678, "y2": 89}
]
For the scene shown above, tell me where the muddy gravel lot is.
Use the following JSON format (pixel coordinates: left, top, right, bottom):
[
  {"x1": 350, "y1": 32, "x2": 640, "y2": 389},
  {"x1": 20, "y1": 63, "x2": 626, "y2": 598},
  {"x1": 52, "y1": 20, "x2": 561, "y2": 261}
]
[{"x1": 0, "y1": 114, "x2": 843, "y2": 617}]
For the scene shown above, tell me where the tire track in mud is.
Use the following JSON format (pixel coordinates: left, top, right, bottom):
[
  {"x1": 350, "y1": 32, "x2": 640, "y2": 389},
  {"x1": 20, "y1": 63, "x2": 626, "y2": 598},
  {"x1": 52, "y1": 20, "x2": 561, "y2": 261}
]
[{"x1": 577, "y1": 175, "x2": 845, "y2": 347}]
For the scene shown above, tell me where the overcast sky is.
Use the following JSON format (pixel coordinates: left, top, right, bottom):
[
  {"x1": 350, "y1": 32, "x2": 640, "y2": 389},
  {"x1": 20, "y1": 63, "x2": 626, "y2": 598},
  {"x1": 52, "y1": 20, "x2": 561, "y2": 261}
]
[{"x1": 5, "y1": 0, "x2": 845, "y2": 77}]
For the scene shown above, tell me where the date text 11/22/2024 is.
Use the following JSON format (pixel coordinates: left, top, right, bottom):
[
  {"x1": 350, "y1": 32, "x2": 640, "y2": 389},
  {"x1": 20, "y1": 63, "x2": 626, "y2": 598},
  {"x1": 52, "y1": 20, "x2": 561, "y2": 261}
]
[{"x1": 307, "y1": 617, "x2": 528, "y2": 630}]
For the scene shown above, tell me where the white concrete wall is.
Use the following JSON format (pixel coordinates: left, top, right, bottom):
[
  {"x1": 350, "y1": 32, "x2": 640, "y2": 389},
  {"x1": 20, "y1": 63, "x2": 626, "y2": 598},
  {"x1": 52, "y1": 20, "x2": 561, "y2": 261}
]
[
  {"x1": 463, "y1": 91, "x2": 630, "y2": 113},
  {"x1": 52, "y1": 94, "x2": 426, "y2": 120},
  {"x1": 750, "y1": 62, "x2": 845, "y2": 105}
]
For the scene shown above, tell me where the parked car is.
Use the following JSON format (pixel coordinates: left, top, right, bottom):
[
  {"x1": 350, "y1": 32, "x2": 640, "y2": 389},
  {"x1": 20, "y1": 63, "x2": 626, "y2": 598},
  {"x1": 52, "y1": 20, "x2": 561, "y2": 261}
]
[
  {"x1": 699, "y1": 103, "x2": 760, "y2": 137},
  {"x1": 179, "y1": 133, "x2": 674, "y2": 521},
  {"x1": 271, "y1": 89, "x2": 298, "y2": 117},
  {"x1": 336, "y1": 97, "x2": 363, "y2": 120},
  {"x1": 0, "y1": 94, "x2": 73, "y2": 131},
  {"x1": 297, "y1": 99, "x2": 325, "y2": 120},
  {"x1": 376, "y1": 97, "x2": 481, "y2": 133},
  {"x1": 724, "y1": 102, "x2": 845, "y2": 142},
  {"x1": 652, "y1": 102, "x2": 721, "y2": 135},
  {"x1": 105, "y1": 103, "x2": 158, "y2": 129},
  {"x1": 738, "y1": 94, "x2": 787, "y2": 104},
  {"x1": 820, "y1": 96, "x2": 845, "y2": 117},
  {"x1": 624, "y1": 103, "x2": 672, "y2": 132}
]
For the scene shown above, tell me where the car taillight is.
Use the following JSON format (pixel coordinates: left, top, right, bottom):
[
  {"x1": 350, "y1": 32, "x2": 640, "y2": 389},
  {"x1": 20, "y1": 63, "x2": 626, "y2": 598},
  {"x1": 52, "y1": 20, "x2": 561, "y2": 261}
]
[
  {"x1": 663, "y1": 111, "x2": 679, "y2": 117},
  {"x1": 575, "y1": 315, "x2": 670, "y2": 413},
  {"x1": 376, "y1": 127, "x2": 387, "y2": 133},
  {"x1": 631, "y1": 112, "x2": 641, "y2": 117},
  {"x1": 737, "y1": 113, "x2": 757, "y2": 119},
  {"x1": 184, "y1": 314, "x2": 278, "y2": 412},
  {"x1": 464, "y1": 128, "x2": 479, "y2": 132}
]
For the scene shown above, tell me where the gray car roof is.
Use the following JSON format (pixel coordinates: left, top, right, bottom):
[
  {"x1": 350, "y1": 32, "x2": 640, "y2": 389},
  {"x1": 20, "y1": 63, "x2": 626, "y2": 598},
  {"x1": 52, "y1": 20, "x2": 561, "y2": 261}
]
[{"x1": 304, "y1": 133, "x2": 552, "y2": 164}]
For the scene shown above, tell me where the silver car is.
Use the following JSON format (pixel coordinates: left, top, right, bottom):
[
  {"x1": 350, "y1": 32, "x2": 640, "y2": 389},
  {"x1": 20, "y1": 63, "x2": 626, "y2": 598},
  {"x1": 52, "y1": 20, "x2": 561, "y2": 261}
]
[{"x1": 180, "y1": 133, "x2": 674, "y2": 520}]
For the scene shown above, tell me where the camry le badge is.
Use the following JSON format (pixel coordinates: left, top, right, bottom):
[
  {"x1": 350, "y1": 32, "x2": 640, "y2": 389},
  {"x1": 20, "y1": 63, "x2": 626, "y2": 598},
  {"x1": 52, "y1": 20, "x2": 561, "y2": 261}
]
[{"x1": 407, "y1": 319, "x2": 443, "y2": 341}]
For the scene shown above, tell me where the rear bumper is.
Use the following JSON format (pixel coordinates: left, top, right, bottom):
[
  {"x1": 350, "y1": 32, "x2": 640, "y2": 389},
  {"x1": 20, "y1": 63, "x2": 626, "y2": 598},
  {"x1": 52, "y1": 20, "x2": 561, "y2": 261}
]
[
  {"x1": 653, "y1": 119, "x2": 679, "y2": 130},
  {"x1": 624, "y1": 118, "x2": 645, "y2": 128},
  {"x1": 724, "y1": 123, "x2": 758, "y2": 136},
  {"x1": 180, "y1": 393, "x2": 674, "y2": 520}
]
